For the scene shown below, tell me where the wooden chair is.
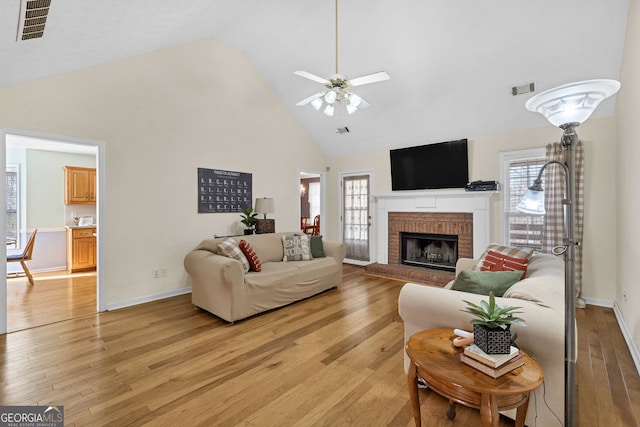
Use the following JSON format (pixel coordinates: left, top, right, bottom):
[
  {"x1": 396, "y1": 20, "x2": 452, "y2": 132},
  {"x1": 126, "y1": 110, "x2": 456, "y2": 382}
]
[
  {"x1": 300, "y1": 216, "x2": 308, "y2": 233},
  {"x1": 311, "y1": 215, "x2": 320, "y2": 236},
  {"x1": 7, "y1": 229, "x2": 37, "y2": 285}
]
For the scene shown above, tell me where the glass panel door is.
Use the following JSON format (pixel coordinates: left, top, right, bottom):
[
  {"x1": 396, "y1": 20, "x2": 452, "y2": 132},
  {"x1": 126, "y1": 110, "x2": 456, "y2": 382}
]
[{"x1": 342, "y1": 174, "x2": 370, "y2": 261}]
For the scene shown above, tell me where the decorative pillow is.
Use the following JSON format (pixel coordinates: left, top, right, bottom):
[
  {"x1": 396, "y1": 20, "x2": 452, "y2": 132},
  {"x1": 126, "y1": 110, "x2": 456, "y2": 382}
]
[
  {"x1": 475, "y1": 244, "x2": 534, "y2": 272},
  {"x1": 309, "y1": 235, "x2": 326, "y2": 258},
  {"x1": 451, "y1": 270, "x2": 524, "y2": 297},
  {"x1": 282, "y1": 234, "x2": 312, "y2": 261},
  {"x1": 217, "y1": 238, "x2": 250, "y2": 273},
  {"x1": 239, "y1": 239, "x2": 262, "y2": 272},
  {"x1": 480, "y1": 250, "x2": 528, "y2": 279}
]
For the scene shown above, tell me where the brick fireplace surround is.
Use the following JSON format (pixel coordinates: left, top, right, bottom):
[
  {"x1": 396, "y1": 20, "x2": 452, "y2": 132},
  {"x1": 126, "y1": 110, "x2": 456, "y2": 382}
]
[{"x1": 365, "y1": 190, "x2": 494, "y2": 286}]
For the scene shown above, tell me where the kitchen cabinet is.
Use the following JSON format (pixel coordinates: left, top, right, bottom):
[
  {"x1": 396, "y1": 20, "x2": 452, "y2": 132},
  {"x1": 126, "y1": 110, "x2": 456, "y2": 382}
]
[
  {"x1": 67, "y1": 227, "x2": 96, "y2": 273},
  {"x1": 64, "y1": 166, "x2": 96, "y2": 204}
]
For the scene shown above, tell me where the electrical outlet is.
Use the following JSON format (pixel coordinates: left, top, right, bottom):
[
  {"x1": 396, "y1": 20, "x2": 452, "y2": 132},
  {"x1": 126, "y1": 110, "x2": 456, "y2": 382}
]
[{"x1": 153, "y1": 268, "x2": 168, "y2": 279}]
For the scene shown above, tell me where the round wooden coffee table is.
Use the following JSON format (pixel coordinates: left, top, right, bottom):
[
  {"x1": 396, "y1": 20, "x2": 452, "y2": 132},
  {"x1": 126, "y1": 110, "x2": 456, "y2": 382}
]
[{"x1": 406, "y1": 328, "x2": 543, "y2": 427}]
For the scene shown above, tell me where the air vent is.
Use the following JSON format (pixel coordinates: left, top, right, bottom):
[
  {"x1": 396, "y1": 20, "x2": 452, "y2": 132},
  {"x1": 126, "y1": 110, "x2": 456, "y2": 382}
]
[
  {"x1": 335, "y1": 126, "x2": 350, "y2": 134},
  {"x1": 17, "y1": 0, "x2": 52, "y2": 41},
  {"x1": 512, "y1": 82, "x2": 535, "y2": 96}
]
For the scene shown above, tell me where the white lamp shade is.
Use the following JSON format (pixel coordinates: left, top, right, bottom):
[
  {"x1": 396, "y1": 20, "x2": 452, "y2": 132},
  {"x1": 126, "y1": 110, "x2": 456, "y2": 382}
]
[
  {"x1": 516, "y1": 189, "x2": 546, "y2": 215},
  {"x1": 324, "y1": 90, "x2": 337, "y2": 104},
  {"x1": 525, "y1": 79, "x2": 620, "y2": 127},
  {"x1": 255, "y1": 198, "x2": 274, "y2": 216},
  {"x1": 310, "y1": 97, "x2": 323, "y2": 110},
  {"x1": 323, "y1": 104, "x2": 335, "y2": 116}
]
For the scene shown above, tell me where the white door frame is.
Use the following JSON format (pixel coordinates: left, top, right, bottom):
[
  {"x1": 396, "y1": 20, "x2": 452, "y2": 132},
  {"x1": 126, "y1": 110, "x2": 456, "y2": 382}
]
[
  {"x1": 339, "y1": 170, "x2": 375, "y2": 265},
  {"x1": 0, "y1": 127, "x2": 106, "y2": 335},
  {"x1": 297, "y1": 168, "x2": 326, "y2": 236}
]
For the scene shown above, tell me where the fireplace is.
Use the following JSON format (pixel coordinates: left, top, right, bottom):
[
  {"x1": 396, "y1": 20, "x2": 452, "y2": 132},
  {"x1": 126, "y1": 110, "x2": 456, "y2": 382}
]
[
  {"x1": 401, "y1": 232, "x2": 458, "y2": 272},
  {"x1": 365, "y1": 190, "x2": 491, "y2": 286}
]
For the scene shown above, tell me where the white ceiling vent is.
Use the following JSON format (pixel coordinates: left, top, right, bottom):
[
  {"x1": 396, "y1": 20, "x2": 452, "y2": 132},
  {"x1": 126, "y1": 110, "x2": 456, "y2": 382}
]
[
  {"x1": 16, "y1": 0, "x2": 52, "y2": 41},
  {"x1": 512, "y1": 82, "x2": 535, "y2": 96}
]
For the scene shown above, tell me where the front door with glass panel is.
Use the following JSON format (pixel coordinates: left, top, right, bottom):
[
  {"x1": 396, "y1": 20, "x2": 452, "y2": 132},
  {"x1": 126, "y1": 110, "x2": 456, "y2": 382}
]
[{"x1": 342, "y1": 174, "x2": 371, "y2": 262}]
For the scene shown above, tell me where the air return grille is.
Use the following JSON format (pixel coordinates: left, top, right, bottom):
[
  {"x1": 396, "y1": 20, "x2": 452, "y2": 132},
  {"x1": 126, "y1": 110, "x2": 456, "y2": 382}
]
[{"x1": 17, "y1": 0, "x2": 52, "y2": 41}]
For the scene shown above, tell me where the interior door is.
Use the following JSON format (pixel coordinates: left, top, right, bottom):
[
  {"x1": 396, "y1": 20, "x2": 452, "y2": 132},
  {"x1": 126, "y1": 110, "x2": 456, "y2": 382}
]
[{"x1": 341, "y1": 173, "x2": 372, "y2": 263}]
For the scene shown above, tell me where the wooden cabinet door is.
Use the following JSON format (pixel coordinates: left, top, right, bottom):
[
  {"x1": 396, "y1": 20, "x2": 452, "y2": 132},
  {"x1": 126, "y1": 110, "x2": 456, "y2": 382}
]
[
  {"x1": 89, "y1": 169, "x2": 97, "y2": 202},
  {"x1": 64, "y1": 166, "x2": 96, "y2": 204},
  {"x1": 67, "y1": 227, "x2": 96, "y2": 272},
  {"x1": 73, "y1": 237, "x2": 95, "y2": 269}
]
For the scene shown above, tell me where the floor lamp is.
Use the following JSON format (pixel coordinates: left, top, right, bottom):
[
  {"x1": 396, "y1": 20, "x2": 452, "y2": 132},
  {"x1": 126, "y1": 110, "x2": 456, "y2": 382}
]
[{"x1": 517, "y1": 79, "x2": 620, "y2": 427}]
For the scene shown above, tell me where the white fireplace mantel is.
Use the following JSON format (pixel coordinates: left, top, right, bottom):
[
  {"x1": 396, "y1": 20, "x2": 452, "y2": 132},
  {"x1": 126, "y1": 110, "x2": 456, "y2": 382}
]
[{"x1": 373, "y1": 189, "x2": 496, "y2": 264}]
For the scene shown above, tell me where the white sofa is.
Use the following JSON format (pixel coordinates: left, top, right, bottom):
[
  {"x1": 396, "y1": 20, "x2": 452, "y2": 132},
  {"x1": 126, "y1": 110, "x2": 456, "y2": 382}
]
[
  {"x1": 398, "y1": 253, "x2": 565, "y2": 427},
  {"x1": 184, "y1": 232, "x2": 346, "y2": 322}
]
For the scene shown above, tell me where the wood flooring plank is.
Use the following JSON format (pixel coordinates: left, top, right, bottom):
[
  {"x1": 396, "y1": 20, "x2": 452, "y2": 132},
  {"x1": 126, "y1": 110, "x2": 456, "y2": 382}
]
[{"x1": 2, "y1": 265, "x2": 640, "y2": 426}]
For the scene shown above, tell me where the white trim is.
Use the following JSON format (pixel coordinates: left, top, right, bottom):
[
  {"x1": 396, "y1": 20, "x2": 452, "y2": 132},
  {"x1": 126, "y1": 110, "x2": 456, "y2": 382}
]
[
  {"x1": 499, "y1": 147, "x2": 546, "y2": 245},
  {"x1": 1, "y1": 127, "x2": 106, "y2": 335},
  {"x1": 613, "y1": 301, "x2": 640, "y2": 376},
  {"x1": 339, "y1": 169, "x2": 375, "y2": 263},
  {"x1": 582, "y1": 298, "x2": 640, "y2": 376},
  {"x1": 373, "y1": 189, "x2": 496, "y2": 262},
  {"x1": 297, "y1": 168, "x2": 326, "y2": 236},
  {"x1": 106, "y1": 287, "x2": 192, "y2": 311},
  {"x1": 582, "y1": 296, "x2": 614, "y2": 308}
]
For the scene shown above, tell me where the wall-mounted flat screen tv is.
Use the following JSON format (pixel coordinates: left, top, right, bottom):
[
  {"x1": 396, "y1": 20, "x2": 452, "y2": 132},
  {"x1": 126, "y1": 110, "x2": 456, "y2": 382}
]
[{"x1": 390, "y1": 139, "x2": 469, "y2": 191}]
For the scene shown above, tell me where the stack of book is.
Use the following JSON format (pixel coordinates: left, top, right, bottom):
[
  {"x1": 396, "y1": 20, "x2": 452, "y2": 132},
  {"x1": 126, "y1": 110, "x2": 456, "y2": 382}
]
[{"x1": 460, "y1": 344, "x2": 524, "y2": 378}]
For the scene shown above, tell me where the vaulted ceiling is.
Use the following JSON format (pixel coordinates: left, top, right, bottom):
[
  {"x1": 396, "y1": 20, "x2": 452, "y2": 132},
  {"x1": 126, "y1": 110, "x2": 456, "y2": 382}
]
[{"x1": 0, "y1": 0, "x2": 629, "y2": 157}]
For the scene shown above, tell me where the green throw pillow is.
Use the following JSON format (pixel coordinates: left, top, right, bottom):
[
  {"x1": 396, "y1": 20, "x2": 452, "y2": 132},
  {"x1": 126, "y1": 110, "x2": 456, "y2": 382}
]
[
  {"x1": 309, "y1": 235, "x2": 326, "y2": 258},
  {"x1": 450, "y1": 270, "x2": 523, "y2": 296}
]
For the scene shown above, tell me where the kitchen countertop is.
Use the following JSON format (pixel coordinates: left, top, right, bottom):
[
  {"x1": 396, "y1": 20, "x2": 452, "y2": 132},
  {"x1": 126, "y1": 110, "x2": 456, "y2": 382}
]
[{"x1": 65, "y1": 225, "x2": 97, "y2": 229}]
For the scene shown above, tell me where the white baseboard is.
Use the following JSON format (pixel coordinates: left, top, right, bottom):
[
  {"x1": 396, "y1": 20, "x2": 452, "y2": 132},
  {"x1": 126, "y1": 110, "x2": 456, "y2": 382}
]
[
  {"x1": 613, "y1": 301, "x2": 640, "y2": 376},
  {"x1": 583, "y1": 297, "x2": 640, "y2": 375},
  {"x1": 582, "y1": 296, "x2": 614, "y2": 308},
  {"x1": 106, "y1": 287, "x2": 192, "y2": 311}
]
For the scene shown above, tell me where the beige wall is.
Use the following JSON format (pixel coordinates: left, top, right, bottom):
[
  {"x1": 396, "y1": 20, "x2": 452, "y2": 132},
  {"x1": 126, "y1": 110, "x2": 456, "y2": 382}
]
[
  {"x1": 0, "y1": 29, "x2": 631, "y2": 321},
  {"x1": 616, "y1": 1, "x2": 640, "y2": 347},
  {"x1": 328, "y1": 115, "x2": 618, "y2": 302},
  {"x1": 0, "y1": 39, "x2": 326, "y2": 306}
]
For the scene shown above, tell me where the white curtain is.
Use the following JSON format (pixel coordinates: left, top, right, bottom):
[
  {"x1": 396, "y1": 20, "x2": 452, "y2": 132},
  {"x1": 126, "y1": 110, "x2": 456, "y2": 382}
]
[{"x1": 542, "y1": 141, "x2": 585, "y2": 307}]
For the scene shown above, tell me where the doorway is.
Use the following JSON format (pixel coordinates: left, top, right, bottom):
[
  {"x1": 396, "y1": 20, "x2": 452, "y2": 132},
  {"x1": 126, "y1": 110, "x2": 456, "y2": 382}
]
[
  {"x1": 1, "y1": 128, "x2": 105, "y2": 334},
  {"x1": 299, "y1": 170, "x2": 324, "y2": 236},
  {"x1": 340, "y1": 171, "x2": 373, "y2": 264}
]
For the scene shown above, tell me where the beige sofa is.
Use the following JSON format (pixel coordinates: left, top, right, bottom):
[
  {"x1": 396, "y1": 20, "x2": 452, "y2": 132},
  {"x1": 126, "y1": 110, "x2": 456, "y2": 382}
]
[
  {"x1": 398, "y1": 253, "x2": 565, "y2": 427},
  {"x1": 184, "y1": 232, "x2": 346, "y2": 322}
]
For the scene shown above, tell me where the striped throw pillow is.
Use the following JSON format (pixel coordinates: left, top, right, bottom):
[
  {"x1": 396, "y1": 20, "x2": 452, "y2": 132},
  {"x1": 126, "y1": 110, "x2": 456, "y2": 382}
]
[
  {"x1": 480, "y1": 250, "x2": 529, "y2": 279},
  {"x1": 239, "y1": 239, "x2": 262, "y2": 272}
]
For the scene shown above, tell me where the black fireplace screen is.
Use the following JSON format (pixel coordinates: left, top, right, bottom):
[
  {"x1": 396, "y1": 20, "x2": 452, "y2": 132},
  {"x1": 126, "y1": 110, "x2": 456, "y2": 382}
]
[{"x1": 401, "y1": 232, "x2": 458, "y2": 271}]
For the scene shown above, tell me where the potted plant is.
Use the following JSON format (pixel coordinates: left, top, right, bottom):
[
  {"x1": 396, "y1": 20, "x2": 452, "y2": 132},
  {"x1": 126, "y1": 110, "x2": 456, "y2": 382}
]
[
  {"x1": 462, "y1": 291, "x2": 526, "y2": 354},
  {"x1": 240, "y1": 207, "x2": 258, "y2": 235}
]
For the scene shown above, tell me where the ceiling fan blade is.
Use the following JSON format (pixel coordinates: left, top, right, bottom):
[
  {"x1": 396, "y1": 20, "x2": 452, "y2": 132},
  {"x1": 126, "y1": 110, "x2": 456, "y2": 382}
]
[
  {"x1": 348, "y1": 71, "x2": 390, "y2": 87},
  {"x1": 294, "y1": 71, "x2": 330, "y2": 85},
  {"x1": 296, "y1": 92, "x2": 325, "y2": 106},
  {"x1": 358, "y1": 97, "x2": 371, "y2": 108}
]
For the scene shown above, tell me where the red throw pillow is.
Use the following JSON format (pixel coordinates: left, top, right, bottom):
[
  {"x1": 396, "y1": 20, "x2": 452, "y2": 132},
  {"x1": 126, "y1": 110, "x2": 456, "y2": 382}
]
[
  {"x1": 239, "y1": 240, "x2": 262, "y2": 272},
  {"x1": 480, "y1": 250, "x2": 528, "y2": 279}
]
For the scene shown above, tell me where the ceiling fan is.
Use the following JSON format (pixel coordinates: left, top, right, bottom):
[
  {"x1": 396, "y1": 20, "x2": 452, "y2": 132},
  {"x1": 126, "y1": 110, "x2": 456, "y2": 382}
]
[{"x1": 295, "y1": 0, "x2": 390, "y2": 116}]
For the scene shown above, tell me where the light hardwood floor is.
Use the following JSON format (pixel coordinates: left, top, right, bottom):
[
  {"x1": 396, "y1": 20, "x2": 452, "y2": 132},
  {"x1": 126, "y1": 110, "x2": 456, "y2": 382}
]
[
  {"x1": 6, "y1": 271, "x2": 96, "y2": 332},
  {"x1": 1, "y1": 265, "x2": 639, "y2": 426}
]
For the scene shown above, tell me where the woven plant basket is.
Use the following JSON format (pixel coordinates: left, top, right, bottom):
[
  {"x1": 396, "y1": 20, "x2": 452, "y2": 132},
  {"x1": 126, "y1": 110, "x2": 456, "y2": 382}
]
[{"x1": 473, "y1": 324, "x2": 511, "y2": 354}]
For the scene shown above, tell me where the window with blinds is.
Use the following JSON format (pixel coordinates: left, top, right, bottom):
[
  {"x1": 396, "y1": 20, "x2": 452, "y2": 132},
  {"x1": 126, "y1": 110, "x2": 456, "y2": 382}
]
[
  {"x1": 6, "y1": 164, "x2": 19, "y2": 249},
  {"x1": 500, "y1": 149, "x2": 546, "y2": 250}
]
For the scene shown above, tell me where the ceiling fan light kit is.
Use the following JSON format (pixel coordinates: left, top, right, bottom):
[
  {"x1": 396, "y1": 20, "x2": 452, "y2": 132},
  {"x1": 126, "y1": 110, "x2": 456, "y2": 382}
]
[{"x1": 295, "y1": 0, "x2": 389, "y2": 117}]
